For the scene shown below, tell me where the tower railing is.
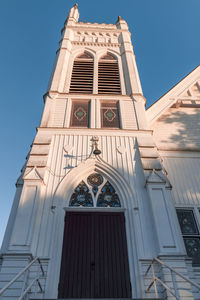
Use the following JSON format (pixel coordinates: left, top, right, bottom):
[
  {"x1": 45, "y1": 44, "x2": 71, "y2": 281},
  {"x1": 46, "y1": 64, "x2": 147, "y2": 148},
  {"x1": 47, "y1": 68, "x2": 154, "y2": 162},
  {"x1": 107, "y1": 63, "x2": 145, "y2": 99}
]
[
  {"x1": 145, "y1": 257, "x2": 200, "y2": 299},
  {"x1": 0, "y1": 256, "x2": 45, "y2": 300}
]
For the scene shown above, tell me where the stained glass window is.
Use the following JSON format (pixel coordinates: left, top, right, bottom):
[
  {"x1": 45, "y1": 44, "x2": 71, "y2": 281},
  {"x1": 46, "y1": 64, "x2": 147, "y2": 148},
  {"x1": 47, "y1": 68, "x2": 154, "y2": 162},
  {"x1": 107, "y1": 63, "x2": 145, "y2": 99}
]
[
  {"x1": 69, "y1": 181, "x2": 93, "y2": 207},
  {"x1": 69, "y1": 176, "x2": 121, "y2": 209},
  {"x1": 176, "y1": 210, "x2": 198, "y2": 235},
  {"x1": 87, "y1": 173, "x2": 103, "y2": 186},
  {"x1": 70, "y1": 100, "x2": 89, "y2": 127},
  {"x1": 176, "y1": 209, "x2": 200, "y2": 265},
  {"x1": 101, "y1": 101, "x2": 120, "y2": 128},
  {"x1": 97, "y1": 181, "x2": 121, "y2": 207},
  {"x1": 87, "y1": 173, "x2": 103, "y2": 196},
  {"x1": 184, "y1": 238, "x2": 200, "y2": 259}
]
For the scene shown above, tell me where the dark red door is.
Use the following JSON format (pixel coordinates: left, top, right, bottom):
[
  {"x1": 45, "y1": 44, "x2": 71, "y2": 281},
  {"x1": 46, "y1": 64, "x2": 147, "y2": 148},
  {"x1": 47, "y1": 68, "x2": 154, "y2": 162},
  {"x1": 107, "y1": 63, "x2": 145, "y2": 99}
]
[{"x1": 58, "y1": 211, "x2": 132, "y2": 298}]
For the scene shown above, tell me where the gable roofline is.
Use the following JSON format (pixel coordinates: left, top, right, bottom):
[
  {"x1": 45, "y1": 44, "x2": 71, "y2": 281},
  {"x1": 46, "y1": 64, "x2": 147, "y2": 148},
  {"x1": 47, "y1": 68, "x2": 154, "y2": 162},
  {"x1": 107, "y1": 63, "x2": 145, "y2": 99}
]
[{"x1": 146, "y1": 65, "x2": 200, "y2": 126}]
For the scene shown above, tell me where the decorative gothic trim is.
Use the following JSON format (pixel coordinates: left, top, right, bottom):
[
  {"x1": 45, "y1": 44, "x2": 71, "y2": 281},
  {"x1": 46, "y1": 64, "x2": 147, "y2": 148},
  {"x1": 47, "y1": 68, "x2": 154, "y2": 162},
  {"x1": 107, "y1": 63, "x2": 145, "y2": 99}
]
[{"x1": 71, "y1": 42, "x2": 121, "y2": 47}]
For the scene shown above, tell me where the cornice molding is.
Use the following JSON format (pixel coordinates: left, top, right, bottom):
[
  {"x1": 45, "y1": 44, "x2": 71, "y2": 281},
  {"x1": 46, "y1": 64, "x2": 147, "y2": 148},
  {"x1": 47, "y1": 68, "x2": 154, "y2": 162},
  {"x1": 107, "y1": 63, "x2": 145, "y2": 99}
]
[{"x1": 71, "y1": 41, "x2": 121, "y2": 47}]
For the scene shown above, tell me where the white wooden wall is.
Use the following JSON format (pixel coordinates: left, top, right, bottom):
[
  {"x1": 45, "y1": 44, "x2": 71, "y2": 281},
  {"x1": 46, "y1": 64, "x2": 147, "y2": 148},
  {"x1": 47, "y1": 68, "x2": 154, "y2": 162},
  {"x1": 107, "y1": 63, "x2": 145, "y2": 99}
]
[
  {"x1": 160, "y1": 152, "x2": 200, "y2": 206},
  {"x1": 152, "y1": 107, "x2": 200, "y2": 150}
]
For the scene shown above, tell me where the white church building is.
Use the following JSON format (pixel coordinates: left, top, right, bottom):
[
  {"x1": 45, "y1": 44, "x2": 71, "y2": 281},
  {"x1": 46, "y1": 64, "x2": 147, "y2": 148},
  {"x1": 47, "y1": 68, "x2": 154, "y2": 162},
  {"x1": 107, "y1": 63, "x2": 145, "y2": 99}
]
[{"x1": 0, "y1": 4, "x2": 200, "y2": 300}]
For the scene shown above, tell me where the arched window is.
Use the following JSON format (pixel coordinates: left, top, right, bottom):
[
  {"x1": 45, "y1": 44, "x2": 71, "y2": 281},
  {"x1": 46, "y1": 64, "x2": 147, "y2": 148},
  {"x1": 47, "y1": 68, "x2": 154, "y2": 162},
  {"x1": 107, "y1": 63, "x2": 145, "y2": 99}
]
[
  {"x1": 97, "y1": 181, "x2": 121, "y2": 207},
  {"x1": 69, "y1": 181, "x2": 93, "y2": 207},
  {"x1": 69, "y1": 52, "x2": 93, "y2": 94},
  {"x1": 98, "y1": 53, "x2": 121, "y2": 94},
  {"x1": 69, "y1": 174, "x2": 121, "y2": 208}
]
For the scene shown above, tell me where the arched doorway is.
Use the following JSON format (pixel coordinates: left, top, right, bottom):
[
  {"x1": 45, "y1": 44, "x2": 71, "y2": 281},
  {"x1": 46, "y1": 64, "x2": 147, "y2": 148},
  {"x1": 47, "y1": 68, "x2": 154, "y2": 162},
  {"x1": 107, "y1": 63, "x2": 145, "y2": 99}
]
[{"x1": 58, "y1": 172, "x2": 132, "y2": 298}]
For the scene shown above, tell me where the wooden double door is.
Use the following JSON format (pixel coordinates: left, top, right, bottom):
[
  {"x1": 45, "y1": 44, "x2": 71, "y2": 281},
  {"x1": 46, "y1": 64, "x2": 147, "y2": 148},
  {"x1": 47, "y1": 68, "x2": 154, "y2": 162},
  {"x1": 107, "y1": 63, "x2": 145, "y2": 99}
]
[{"x1": 58, "y1": 211, "x2": 132, "y2": 298}]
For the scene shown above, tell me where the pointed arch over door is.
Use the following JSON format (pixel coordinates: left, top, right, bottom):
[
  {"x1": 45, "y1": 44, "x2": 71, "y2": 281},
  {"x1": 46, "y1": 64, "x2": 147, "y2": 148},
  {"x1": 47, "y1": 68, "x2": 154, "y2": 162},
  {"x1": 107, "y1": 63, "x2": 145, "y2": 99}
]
[
  {"x1": 48, "y1": 158, "x2": 138, "y2": 299},
  {"x1": 53, "y1": 157, "x2": 136, "y2": 209},
  {"x1": 68, "y1": 172, "x2": 121, "y2": 208}
]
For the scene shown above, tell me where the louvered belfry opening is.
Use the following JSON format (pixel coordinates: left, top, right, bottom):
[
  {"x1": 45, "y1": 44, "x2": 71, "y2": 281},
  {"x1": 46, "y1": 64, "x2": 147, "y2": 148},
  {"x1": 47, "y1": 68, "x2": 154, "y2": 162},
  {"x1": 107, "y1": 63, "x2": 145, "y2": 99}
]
[
  {"x1": 98, "y1": 53, "x2": 121, "y2": 94},
  {"x1": 70, "y1": 52, "x2": 93, "y2": 94}
]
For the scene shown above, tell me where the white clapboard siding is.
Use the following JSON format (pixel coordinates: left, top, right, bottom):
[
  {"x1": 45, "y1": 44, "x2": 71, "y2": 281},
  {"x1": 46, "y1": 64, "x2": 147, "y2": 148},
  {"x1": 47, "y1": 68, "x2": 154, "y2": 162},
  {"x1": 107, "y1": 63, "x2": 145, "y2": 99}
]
[
  {"x1": 52, "y1": 99, "x2": 67, "y2": 127},
  {"x1": 27, "y1": 156, "x2": 48, "y2": 167},
  {"x1": 0, "y1": 258, "x2": 48, "y2": 300},
  {"x1": 30, "y1": 144, "x2": 50, "y2": 155},
  {"x1": 152, "y1": 107, "x2": 200, "y2": 150},
  {"x1": 161, "y1": 156, "x2": 200, "y2": 205},
  {"x1": 0, "y1": 258, "x2": 28, "y2": 299},
  {"x1": 120, "y1": 100, "x2": 138, "y2": 130},
  {"x1": 186, "y1": 261, "x2": 200, "y2": 300}
]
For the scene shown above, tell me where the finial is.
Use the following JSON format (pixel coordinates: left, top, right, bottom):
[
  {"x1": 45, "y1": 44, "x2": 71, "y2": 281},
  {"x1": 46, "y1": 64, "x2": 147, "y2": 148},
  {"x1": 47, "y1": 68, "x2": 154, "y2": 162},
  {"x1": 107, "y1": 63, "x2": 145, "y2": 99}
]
[
  {"x1": 117, "y1": 16, "x2": 122, "y2": 22},
  {"x1": 74, "y1": 3, "x2": 78, "y2": 8}
]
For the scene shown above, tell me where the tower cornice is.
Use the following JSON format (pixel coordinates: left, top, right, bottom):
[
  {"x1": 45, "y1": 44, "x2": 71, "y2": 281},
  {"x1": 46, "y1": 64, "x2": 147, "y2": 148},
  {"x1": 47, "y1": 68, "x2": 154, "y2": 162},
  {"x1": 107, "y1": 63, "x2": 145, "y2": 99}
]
[{"x1": 63, "y1": 25, "x2": 131, "y2": 35}]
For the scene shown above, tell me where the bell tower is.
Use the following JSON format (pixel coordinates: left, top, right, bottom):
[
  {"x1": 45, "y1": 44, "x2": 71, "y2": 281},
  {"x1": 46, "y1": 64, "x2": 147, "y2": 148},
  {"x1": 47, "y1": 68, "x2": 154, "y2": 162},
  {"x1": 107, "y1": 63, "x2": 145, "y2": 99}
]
[
  {"x1": 0, "y1": 4, "x2": 191, "y2": 300},
  {"x1": 41, "y1": 3, "x2": 146, "y2": 131}
]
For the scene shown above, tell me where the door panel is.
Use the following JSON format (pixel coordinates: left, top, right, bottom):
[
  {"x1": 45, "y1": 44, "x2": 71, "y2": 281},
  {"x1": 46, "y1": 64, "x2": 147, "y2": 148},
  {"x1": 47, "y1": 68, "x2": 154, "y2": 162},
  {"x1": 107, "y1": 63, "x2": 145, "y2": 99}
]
[{"x1": 58, "y1": 211, "x2": 131, "y2": 298}]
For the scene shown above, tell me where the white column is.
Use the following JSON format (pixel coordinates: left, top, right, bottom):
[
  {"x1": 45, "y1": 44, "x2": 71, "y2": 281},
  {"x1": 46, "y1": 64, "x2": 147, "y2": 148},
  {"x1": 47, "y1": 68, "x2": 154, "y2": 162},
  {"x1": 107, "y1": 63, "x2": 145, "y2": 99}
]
[
  {"x1": 146, "y1": 182, "x2": 185, "y2": 255},
  {"x1": 117, "y1": 19, "x2": 143, "y2": 95},
  {"x1": 95, "y1": 98, "x2": 101, "y2": 128},
  {"x1": 90, "y1": 98, "x2": 95, "y2": 128}
]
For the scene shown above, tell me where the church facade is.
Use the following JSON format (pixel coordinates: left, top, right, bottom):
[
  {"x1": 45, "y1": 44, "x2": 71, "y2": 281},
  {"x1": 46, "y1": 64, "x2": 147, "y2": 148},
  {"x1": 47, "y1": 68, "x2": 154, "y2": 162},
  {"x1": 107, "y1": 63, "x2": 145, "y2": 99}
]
[{"x1": 0, "y1": 5, "x2": 200, "y2": 300}]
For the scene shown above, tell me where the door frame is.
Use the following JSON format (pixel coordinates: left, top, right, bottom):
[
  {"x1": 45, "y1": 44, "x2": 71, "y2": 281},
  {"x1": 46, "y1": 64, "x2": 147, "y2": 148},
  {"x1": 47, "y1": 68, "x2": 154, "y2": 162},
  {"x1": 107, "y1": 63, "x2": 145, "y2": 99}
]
[
  {"x1": 58, "y1": 209, "x2": 132, "y2": 298},
  {"x1": 45, "y1": 160, "x2": 141, "y2": 299}
]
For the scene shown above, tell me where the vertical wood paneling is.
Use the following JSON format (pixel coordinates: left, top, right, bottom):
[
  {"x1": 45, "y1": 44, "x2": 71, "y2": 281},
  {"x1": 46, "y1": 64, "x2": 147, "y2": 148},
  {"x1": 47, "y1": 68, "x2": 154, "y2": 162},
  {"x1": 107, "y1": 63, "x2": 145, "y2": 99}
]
[
  {"x1": 48, "y1": 134, "x2": 138, "y2": 181},
  {"x1": 162, "y1": 156, "x2": 200, "y2": 205}
]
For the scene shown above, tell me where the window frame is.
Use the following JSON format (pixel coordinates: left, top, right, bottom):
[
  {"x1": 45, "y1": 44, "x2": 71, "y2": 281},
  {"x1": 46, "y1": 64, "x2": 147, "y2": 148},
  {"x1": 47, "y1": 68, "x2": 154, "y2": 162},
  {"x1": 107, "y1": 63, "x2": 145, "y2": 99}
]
[
  {"x1": 98, "y1": 53, "x2": 121, "y2": 95},
  {"x1": 100, "y1": 100, "x2": 121, "y2": 129},
  {"x1": 68, "y1": 173, "x2": 121, "y2": 208},
  {"x1": 66, "y1": 51, "x2": 126, "y2": 95},
  {"x1": 70, "y1": 99, "x2": 90, "y2": 128},
  {"x1": 69, "y1": 52, "x2": 94, "y2": 94},
  {"x1": 176, "y1": 207, "x2": 200, "y2": 265}
]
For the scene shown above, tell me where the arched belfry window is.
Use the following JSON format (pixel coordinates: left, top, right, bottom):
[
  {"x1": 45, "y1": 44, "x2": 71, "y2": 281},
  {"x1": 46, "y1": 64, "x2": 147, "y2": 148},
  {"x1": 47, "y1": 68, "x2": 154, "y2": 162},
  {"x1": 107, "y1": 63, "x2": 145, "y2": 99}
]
[
  {"x1": 69, "y1": 52, "x2": 93, "y2": 94},
  {"x1": 69, "y1": 173, "x2": 121, "y2": 207},
  {"x1": 98, "y1": 53, "x2": 121, "y2": 94}
]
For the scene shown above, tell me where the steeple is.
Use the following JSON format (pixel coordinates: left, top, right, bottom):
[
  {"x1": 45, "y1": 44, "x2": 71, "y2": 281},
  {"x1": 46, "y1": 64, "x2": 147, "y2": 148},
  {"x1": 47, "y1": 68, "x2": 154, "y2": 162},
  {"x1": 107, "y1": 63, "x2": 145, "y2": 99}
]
[{"x1": 66, "y1": 3, "x2": 79, "y2": 25}]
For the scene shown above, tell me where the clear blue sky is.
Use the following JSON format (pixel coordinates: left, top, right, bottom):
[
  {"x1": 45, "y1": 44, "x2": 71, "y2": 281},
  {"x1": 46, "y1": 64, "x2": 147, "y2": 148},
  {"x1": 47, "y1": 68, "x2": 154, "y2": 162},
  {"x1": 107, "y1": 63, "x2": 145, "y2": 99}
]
[{"x1": 0, "y1": 0, "x2": 199, "y2": 247}]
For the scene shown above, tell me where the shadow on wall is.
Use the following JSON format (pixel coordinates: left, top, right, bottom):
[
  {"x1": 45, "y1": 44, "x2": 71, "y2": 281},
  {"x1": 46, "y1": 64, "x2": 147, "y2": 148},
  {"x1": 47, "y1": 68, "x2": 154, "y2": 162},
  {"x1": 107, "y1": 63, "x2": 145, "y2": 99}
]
[{"x1": 158, "y1": 109, "x2": 200, "y2": 149}]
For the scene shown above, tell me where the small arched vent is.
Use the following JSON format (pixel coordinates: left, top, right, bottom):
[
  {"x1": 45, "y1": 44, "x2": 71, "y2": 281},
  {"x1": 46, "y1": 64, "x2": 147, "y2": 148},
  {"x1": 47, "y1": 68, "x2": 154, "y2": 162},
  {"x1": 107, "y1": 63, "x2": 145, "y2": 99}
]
[
  {"x1": 69, "y1": 52, "x2": 93, "y2": 94},
  {"x1": 98, "y1": 53, "x2": 121, "y2": 94}
]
